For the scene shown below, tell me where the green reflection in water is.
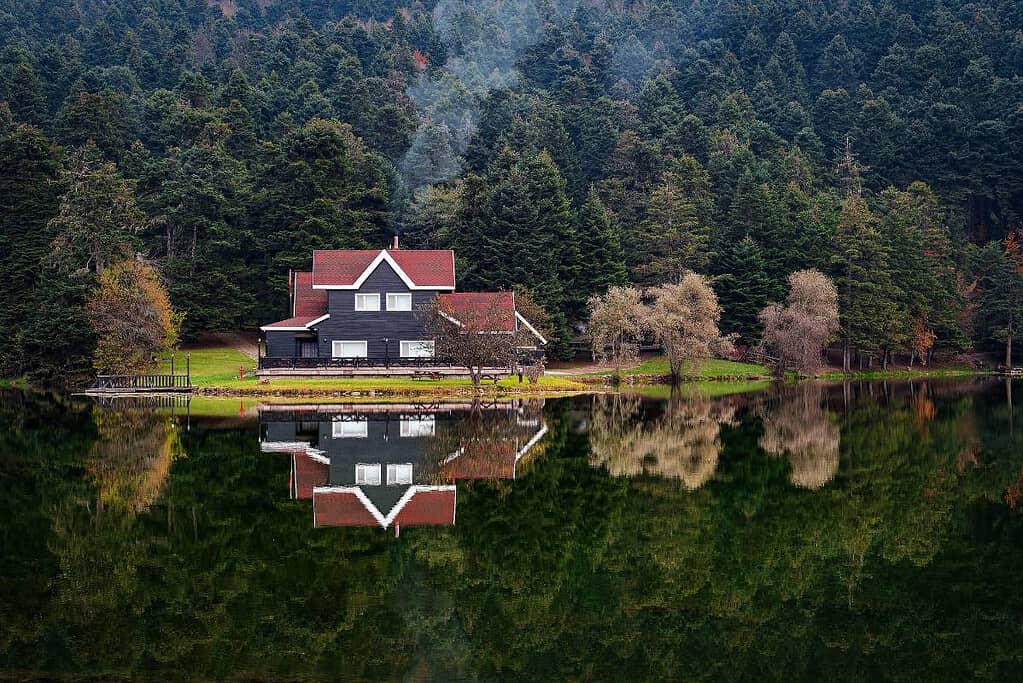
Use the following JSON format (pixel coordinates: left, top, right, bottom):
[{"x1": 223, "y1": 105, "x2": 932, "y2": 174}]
[{"x1": 1, "y1": 380, "x2": 1022, "y2": 681}]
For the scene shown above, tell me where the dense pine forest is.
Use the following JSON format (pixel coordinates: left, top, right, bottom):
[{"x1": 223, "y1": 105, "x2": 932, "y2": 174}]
[{"x1": 2, "y1": 0, "x2": 1022, "y2": 384}]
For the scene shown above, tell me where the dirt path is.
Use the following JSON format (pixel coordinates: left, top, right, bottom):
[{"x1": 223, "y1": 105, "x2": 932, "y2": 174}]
[{"x1": 199, "y1": 332, "x2": 258, "y2": 359}]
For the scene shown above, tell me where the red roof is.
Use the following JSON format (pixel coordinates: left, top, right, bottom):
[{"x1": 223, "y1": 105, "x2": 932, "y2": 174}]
[
  {"x1": 293, "y1": 452, "x2": 328, "y2": 499},
  {"x1": 313, "y1": 491, "x2": 379, "y2": 527},
  {"x1": 438, "y1": 292, "x2": 516, "y2": 332},
  {"x1": 312, "y1": 249, "x2": 455, "y2": 288},
  {"x1": 262, "y1": 315, "x2": 323, "y2": 329},
  {"x1": 391, "y1": 489, "x2": 456, "y2": 527},
  {"x1": 293, "y1": 271, "x2": 327, "y2": 316}
]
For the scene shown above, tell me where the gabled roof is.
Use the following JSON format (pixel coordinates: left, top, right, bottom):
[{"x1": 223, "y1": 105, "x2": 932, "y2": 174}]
[{"x1": 312, "y1": 249, "x2": 455, "y2": 289}]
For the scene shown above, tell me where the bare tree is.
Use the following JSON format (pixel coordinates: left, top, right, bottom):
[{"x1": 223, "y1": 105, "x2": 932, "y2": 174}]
[
  {"x1": 422, "y1": 298, "x2": 529, "y2": 387},
  {"x1": 646, "y1": 272, "x2": 732, "y2": 381},
  {"x1": 759, "y1": 269, "x2": 840, "y2": 376},
  {"x1": 587, "y1": 286, "x2": 645, "y2": 375}
]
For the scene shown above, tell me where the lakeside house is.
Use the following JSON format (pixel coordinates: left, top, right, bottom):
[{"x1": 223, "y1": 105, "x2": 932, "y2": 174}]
[
  {"x1": 259, "y1": 403, "x2": 548, "y2": 530},
  {"x1": 258, "y1": 239, "x2": 546, "y2": 375}
]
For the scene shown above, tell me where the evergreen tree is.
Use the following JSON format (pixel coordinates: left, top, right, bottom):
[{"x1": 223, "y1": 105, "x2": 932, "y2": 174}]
[
  {"x1": 0, "y1": 123, "x2": 62, "y2": 374},
  {"x1": 453, "y1": 148, "x2": 578, "y2": 349},
  {"x1": 714, "y1": 235, "x2": 773, "y2": 344},
  {"x1": 575, "y1": 187, "x2": 627, "y2": 297}
]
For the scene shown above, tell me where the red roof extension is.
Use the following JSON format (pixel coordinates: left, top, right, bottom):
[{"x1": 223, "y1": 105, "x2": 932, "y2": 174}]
[
  {"x1": 437, "y1": 292, "x2": 516, "y2": 332},
  {"x1": 312, "y1": 249, "x2": 455, "y2": 288},
  {"x1": 261, "y1": 271, "x2": 328, "y2": 329}
]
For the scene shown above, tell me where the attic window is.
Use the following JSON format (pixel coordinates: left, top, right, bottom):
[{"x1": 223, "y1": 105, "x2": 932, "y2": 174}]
[
  {"x1": 355, "y1": 293, "x2": 380, "y2": 311},
  {"x1": 386, "y1": 293, "x2": 412, "y2": 311}
]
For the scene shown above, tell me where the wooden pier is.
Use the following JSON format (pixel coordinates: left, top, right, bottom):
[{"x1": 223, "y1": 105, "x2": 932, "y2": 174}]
[{"x1": 87, "y1": 354, "x2": 192, "y2": 394}]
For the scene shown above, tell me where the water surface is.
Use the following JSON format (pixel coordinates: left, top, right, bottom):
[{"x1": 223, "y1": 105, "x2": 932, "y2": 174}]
[{"x1": 2, "y1": 380, "x2": 1022, "y2": 681}]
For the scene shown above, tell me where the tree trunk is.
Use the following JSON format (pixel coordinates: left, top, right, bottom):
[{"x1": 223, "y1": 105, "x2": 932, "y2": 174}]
[
  {"x1": 1007, "y1": 326, "x2": 1014, "y2": 371},
  {"x1": 882, "y1": 349, "x2": 888, "y2": 370},
  {"x1": 909, "y1": 350, "x2": 915, "y2": 369}
]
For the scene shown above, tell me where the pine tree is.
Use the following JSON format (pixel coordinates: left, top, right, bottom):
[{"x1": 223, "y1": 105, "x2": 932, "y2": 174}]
[
  {"x1": 575, "y1": 187, "x2": 627, "y2": 297},
  {"x1": 453, "y1": 148, "x2": 578, "y2": 349},
  {"x1": 637, "y1": 155, "x2": 713, "y2": 284},
  {"x1": 0, "y1": 123, "x2": 62, "y2": 374},
  {"x1": 714, "y1": 235, "x2": 774, "y2": 344}
]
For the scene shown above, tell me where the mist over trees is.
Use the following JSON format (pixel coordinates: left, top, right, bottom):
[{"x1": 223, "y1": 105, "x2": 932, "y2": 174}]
[{"x1": 2, "y1": 0, "x2": 1023, "y2": 381}]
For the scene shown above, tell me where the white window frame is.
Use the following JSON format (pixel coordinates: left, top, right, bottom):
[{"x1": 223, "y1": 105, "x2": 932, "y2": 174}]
[
  {"x1": 332, "y1": 418, "x2": 368, "y2": 438},
  {"x1": 332, "y1": 340, "x2": 368, "y2": 358},
  {"x1": 386, "y1": 292, "x2": 412, "y2": 311},
  {"x1": 386, "y1": 463, "x2": 413, "y2": 485},
  {"x1": 400, "y1": 340, "x2": 435, "y2": 358},
  {"x1": 355, "y1": 463, "x2": 381, "y2": 485},
  {"x1": 400, "y1": 416, "x2": 435, "y2": 437},
  {"x1": 354, "y1": 293, "x2": 380, "y2": 311}
]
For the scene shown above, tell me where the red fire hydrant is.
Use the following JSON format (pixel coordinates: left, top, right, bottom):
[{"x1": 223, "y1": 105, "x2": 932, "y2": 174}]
[{"x1": 239, "y1": 365, "x2": 245, "y2": 381}]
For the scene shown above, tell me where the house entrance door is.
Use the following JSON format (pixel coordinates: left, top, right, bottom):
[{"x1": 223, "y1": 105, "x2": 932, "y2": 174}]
[{"x1": 299, "y1": 340, "x2": 318, "y2": 358}]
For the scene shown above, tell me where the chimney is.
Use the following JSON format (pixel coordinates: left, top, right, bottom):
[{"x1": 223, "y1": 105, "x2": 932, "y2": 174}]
[{"x1": 391, "y1": 235, "x2": 399, "y2": 250}]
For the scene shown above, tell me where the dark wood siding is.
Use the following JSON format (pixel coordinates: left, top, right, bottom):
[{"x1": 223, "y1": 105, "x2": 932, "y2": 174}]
[
  {"x1": 265, "y1": 330, "x2": 306, "y2": 357},
  {"x1": 315, "y1": 261, "x2": 440, "y2": 358}
]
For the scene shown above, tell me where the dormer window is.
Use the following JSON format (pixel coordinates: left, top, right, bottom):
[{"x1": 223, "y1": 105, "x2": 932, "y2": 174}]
[
  {"x1": 354, "y1": 293, "x2": 380, "y2": 311},
  {"x1": 386, "y1": 293, "x2": 412, "y2": 311}
]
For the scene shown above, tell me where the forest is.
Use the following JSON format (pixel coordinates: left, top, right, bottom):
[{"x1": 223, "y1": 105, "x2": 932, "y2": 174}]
[{"x1": 2, "y1": 0, "x2": 1023, "y2": 384}]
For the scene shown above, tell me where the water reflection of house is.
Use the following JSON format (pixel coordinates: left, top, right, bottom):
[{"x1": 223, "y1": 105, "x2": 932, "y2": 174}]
[{"x1": 259, "y1": 402, "x2": 546, "y2": 530}]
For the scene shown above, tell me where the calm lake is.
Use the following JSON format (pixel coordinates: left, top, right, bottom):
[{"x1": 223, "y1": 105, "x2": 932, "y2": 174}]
[{"x1": 2, "y1": 380, "x2": 1023, "y2": 681}]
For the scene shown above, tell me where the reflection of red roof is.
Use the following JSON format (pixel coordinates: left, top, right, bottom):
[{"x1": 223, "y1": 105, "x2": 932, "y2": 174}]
[
  {"x1": 312, "y1": 249, "x2": 455, "y2": 288},
  {"x1": 293, "y1": 452, "x2": 328, "y2": 499},
  {"x1": 314, "y1": 491, "x2": 379, "y2": 527},
  {"x1": 311, "y1": 487, "x2": 456, "y2": 528},
  {"x1": 438, "y1": 292, "x2": 516, "y2": 332},
  {"x1": 392, "y1": 489, "x2": 456, "y2": 526},
  {"x1": 293, "y1": 271, "x2": 328, "y2": 316},
  {"x1": 439, "y1": 442, "x2": 517, "y2": 480}
]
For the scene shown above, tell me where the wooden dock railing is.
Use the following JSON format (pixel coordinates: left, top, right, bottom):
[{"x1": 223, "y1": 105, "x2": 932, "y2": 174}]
[{"x1": 91, "y1": 373, "x2": 191, "y2": 392}]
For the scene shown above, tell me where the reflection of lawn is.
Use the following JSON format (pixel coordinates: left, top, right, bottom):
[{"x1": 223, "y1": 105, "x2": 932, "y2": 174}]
[
  {"x1": 621, "y1": 357, "x2": 769, "y2": 378},
  {"x1": 625, "y1": 380, "x2": 773, "y2": 400}
]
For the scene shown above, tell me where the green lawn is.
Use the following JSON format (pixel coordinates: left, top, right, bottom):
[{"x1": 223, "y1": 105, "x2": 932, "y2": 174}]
[
  {"x1": 161, "y1": 346, "x2": 587, "y2": 394},
  {"x1": 158, "y1": 346, "x2": 256, "y2": 385},
  {"x1": 622, "y1": 357, "x2": 769, "y2": 378}
]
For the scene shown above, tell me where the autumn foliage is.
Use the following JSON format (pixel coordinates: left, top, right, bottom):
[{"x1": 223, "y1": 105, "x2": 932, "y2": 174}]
[{"x1": 86, "y1": 258, "x2": 181, "y2": 374}]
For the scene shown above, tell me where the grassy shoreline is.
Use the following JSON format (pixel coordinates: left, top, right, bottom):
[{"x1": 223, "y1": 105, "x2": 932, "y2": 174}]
[{"x1": 2, "y1": 348, "x2": 999, "y2": 399}]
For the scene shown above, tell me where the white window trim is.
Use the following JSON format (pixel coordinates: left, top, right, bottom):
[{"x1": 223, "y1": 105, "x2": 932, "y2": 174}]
[
  {"x1": 386, "y1": 292, "x2": 413, "y2": 311},
  {"x1": 355, "y1": 463, "x2": 381, "y2": 485},
  {"x1": 354, "y1": 293, "x2": 380, "y2": 311},
  {"x1": 386, "y1": 463, "x2": 414, "y2": 485},
  {"x1": 332, "y1": 418, "x2": 368, "y2": 438},
  {"x1": 332, "y1": 340, "x2": 368, "y2": 358},
  {"x1": 400, "y1": 416, "x2": 436, "y2": 437},
  {"x1": 400, "y1": 340, "x2": 435, "y2": 358}
]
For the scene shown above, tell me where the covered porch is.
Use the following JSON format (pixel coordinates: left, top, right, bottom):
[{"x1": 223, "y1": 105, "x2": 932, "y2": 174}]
[{"x1": 256, "y1": 356, "x2": 515, "y2": 378}]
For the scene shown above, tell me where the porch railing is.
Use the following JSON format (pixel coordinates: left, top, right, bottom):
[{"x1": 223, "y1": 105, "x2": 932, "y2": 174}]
[{"x1": 258, "y1": 356, "x2": 461, "y2": 370}]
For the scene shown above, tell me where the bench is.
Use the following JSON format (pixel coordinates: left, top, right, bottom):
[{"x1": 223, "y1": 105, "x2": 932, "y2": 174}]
[{"x1": 412, "y1": 371, "x2": 444, "y2": 381}]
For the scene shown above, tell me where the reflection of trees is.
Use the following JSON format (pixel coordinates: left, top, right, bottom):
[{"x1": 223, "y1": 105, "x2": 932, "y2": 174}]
[
  {"x1": 589, "y1": 393, "x2": 736, "y2": 489},
  {"x1": 86, "y1": 409, "x2": 178, "y2": 514},
  {"x1": 758, "y1": 384, "x2": 840, "y2": 489}
]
